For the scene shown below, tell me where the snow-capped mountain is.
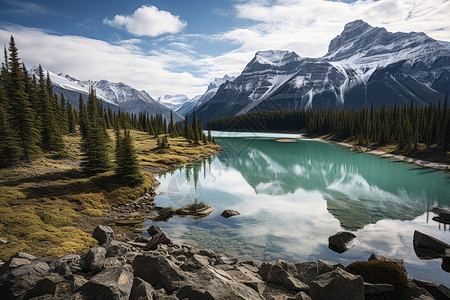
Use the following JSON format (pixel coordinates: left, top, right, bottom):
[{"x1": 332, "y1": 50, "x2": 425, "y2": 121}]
[
  {"x1": 30, "y1": 67, "x2": 183, "y2": 121},
  {"x1": 176, "y1": 75, "x2": 235, "y2": 116},
  {"x1": 196, "y1": 20, "x2": 450, "y2": 124},
  {"x1": 157, "y1": 94, "x2": 190, "y2": 111}
]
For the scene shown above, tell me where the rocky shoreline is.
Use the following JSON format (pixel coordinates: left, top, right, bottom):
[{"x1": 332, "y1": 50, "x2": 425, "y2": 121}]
[{"x1": 1, "y1": 226, "x2": 449, "y2": 300}]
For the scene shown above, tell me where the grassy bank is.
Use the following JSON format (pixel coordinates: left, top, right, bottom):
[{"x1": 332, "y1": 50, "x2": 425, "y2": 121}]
[{"x1": 0, "y1": 130, "x2": 222, "y2": 261}]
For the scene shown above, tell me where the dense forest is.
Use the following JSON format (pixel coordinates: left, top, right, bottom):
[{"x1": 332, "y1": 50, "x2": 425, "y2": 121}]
[
  {"x1": 0, "y1": 36, "x2": 213, "y2": 181},
  {"x1": 207, "y1": 98, "x2": 449, "y2": 153}
]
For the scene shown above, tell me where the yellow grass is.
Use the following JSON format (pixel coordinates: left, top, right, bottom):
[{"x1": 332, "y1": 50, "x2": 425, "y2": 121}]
[{"x1": 0, "y1": 128, "x2": 221, "y2": 261}]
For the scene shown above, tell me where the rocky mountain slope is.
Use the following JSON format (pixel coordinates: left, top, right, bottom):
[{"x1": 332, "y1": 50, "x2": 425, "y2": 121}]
[
  {"x1": 30, "y1": 67, "x2": 183, "y2": 121},
  {"x1": 196, "y1": 20, "x2": 450, "y2": 124}
]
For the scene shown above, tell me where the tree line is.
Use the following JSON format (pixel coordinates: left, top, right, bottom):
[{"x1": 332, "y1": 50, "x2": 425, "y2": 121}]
[
  {"x1": 0, "y1": 36, "x2": 215, "y2": 184},
  {"x1": 207, "y1": 99, "x2": 449, "y2": 152}
]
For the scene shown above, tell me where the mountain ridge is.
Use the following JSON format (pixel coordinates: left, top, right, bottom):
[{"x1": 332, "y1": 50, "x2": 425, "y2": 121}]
[{"x1": 195, "y1": 20, "x2": 450, "y2": 125}]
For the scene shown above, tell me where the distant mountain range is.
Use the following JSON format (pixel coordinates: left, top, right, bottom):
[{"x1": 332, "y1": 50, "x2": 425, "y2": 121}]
[
  {"x1": 37, "y1": 20, "x2": 450, "y2": 125},
  {"x1": 195, "y1": 20, "x2": 450, "y2": 124},
  {"x1": 30, "y1": 67, "x2": 184, "y2": 122}
]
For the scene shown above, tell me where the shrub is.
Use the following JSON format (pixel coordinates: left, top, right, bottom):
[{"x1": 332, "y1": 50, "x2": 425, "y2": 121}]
[{"x1": 346, "y1": 260, "x2": 408, "y2": 288}]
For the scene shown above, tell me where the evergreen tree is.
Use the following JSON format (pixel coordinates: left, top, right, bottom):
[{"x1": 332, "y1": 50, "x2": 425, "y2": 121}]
[
  {"x1": 115, "y1": 129, "x2": 144, "y2": 185},
  {"x1": 0, "y1": 86, "x2": 21, "y2": 166},
  {"x1": 6, "y1": 36, "x2": 41, "y2": 160},
  {"x1": 80, "y1": 87, "x2": 112, "y2": 174}
]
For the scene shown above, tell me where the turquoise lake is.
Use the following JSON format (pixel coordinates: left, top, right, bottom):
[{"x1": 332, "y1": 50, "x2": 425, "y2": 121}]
[{"x1": 145, "y1": 132, "x2": 450, "y2": 286}]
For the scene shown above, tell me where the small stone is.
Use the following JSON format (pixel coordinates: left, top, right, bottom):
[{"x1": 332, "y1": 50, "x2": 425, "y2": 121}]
[
  {"x1": 0, "y1": 237, "x2": 8, "y2": 244},
  {"x1": 221, "y1": 209, "x2": 240, "y2": 218},
  {"x1": 144, "y1": 232, "x2": 171, "y2": 251}
]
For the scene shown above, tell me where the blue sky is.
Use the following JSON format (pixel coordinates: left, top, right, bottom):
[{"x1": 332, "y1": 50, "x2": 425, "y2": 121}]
[{"x1": 0, "y1": 0, "x2": 449, "y2": 98}]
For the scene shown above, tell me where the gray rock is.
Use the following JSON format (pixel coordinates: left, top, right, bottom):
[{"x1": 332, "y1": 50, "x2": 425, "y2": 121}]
[
  {"x1": 368, "y1": 253, "x2": 407, "y2": 275},
  {"x1": 413, "y1": 230, "x2": 450, "y2": 259},
  {"x1": 80, "y1": 267, "x2": 133, "y2": 300},
  {"x1": 442, "y1": 249, "x2": 450, "y2": 272},
  {"x1": 309, "y1": 267, "x2": 364, "y2": 300},
  {"x1": 226, "y1": 265, "x2": 266, "y2": 294},
  {"x1": 294, "y1": 261, "x2": 319, "y2": 284},
  {"x1": 1, "y1": 261, "x2": 50, "y2": 299},
  {"x1": 59, "y1": 254, "x2": 82, "y2": 273},
  {"x1": 105, "y1": 240, "x2": 132, "y2": 258},
  {"x1": 72, "y1": 275, "x2": 88, "y2": 290},
  {"x1": 133, "y1": 254, "x2": 186, "y2": 293},
  {"x1": 177, "y1": 265, "x2": 264, "y2": 300},
  {"x1": 147, "y1": 225, "x2": 162, "y2": 236},
  {"x1": 317, "y1": 259, "x2": 345, "y2": 276},
  {"x1": 91, "y1": 257, "x2": 124, "y2": 274},
  {"x1": 129, "y1": 277, "x2": 155, "y2": 300},
  {"x1": 258, "y1": 262, "x2": 274, "y2": 281},
  {"x1": 145, "y1": 232, "x2": 171, "y2": 251},
  {"x1": 364, "y1": 282, "x2": 395, "y2": 295},
  {"x1": 221, "y1": 209, "x2": 240, "y2": 218},
  {"x1": 24, "y1": 273, "x2": 64, "y2": 299},
  {"x1": 0, "y1": 237, "x2": 8, "y2": 244},
  {"x1": 328, "y1": 231, "x2": 357, "y2": 253},
  {"x1": 413, "y1": 279, "x2": 450, "y2": 300},
  {"x1": 266, "y1": 264, "x2": 309, "y2": 292},
  {"x1": 92, "y1": 225, "x2": 115, "y2": 245},
  {"x1": 81, "y1": 247, "x2": 106, "y2": 272},
  {"x1": 292, "y1": 291, "x2": 312, "y2": 300}
]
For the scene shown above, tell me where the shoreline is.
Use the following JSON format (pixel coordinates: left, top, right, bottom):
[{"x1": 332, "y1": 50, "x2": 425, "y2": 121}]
[{"x1": 314, "y1": 137, "x2": 450, "y2": 172}]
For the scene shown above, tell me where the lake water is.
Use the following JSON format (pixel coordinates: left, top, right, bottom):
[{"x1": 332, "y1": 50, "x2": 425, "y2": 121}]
[{"x1": 145, "y1": 131, "x2": 450, "y2": 286}]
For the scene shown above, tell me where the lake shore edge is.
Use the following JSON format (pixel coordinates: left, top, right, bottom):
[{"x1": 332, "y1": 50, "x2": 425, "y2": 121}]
[{"x1": 1, "y1": 225, "x2": 447, "y2": 300}]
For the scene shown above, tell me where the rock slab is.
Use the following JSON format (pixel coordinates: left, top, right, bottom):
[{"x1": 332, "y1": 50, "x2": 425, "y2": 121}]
[{"x1": 310, "y1": 267, "x2": 364, "y2": 300}]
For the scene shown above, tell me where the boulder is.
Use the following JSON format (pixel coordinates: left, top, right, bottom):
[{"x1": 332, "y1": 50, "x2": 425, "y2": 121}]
[
  {"x1": 144, "y1": 232, "x2": 171, "y2": 251},
  {"x1": 317, "y1": 259, "x2": 345, "y2": 276},
  {"x1": 133, "y1": 254, "x2": 186, "y2": 293},
  {"x1": 266, "y1": 264, "x2": 308, "y2": 292},
  {"x1": 413, "y1": 279, "x2": 450, "y2": 300},
  {"x1": 0, "y1": 260, "x2": 50, "y2": 299},
  {"x1": 92, "y1": 225, "x2": 115, "y2": 245},
  {"x1": 258, "y1": 262, "x2": 274, "y2": 281},
  {"x1": 105, "y1": 241, "x2": 132, "y2": 258},
  {"x1": 364, "y1": 282, "x2": 395, "y2": 296},
  {"x1": 328, "y1": 231, "x2": 357, "y2": 253},
  {"x1": 91, "y1": 257, "x2": 124, "y2": 274},
  {"x1": 221, "y1": 209, "x2": 240, "y2": 218},
  {"x1": 80, "y1": 247, "x2": 106, "y2": 272},
  {"x1": 177, "y1": 265, "x2": 264, "y2": 300},
  {"x1": 80, "y1": 267, "x2": 133, "y2": 300},
  {"x1": 413, "y1": 230, "x2": 450, "y2": 259},
  {"x1": 147, "y1": 225, "x2": 162, "y2": 236},
  {"x1": 309, "y1": 267, "x2": 364, "y2": 300},
  {"x1": 294, "y1": 262, "x2": 319, "y2": 284},
  {"x1": 442, "y1": 249, "x2": 450, "y2": 272},
  {"x1": 129, "y1": 277, "x2": 155, "y2": 300},
  {"x1": 23, "y1": 273, "x2": 65, "y2": 299}
]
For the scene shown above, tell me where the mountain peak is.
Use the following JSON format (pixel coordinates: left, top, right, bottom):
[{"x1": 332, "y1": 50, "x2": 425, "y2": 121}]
[{"x1": 328, "y1": 20, "x2": 378, "y2": 53}]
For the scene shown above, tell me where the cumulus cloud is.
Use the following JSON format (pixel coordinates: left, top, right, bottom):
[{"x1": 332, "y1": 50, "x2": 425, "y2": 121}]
[
  {"x1": 0, "y1": 26, "x2": 204, "y2": 98},
  {"x1": 103, "y1": 5, "x2": 187, "y2": 37}
]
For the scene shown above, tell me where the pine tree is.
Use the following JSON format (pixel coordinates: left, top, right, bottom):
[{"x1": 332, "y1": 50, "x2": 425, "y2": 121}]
[
  {"x1": 6, "y1": 36, "x2": 41, "y2": 160},
  {"x1": 67, "y1": 102, "x2": 76, "y2": 133},
  {"x1": 80, "y1": 87, "x2": 112, "y2": 174},
  {"x1": 115, "y1": 129, "x2": 144, "y2": 185},
  {"x1": 0, "y1": 86, "x2": 22, "y2": 166},
  {"x1": 38, "y1": 68, "x2": 64, "y2": 152}
]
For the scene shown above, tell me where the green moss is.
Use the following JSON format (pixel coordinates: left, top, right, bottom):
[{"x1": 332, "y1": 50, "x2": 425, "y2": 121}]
[{"x1": 346, "y1": 260, "x2": 408, "y2": 288}]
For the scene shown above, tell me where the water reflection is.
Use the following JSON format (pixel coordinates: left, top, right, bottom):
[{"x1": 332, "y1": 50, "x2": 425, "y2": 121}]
[{"x1": 150, "y1": 135, "x2": 450, "y2": 286}]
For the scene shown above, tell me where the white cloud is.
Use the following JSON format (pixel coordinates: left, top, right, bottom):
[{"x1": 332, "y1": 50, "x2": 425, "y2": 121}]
[
  {"x1": 0, "y1": 26, "x2": 204, "y2": 98},
  {"x1": 227, "y1": 0, "x2": 450, "y2": 57},
  {"x1": 103, "y1": 5, "x2": 187, "y2": 37}
]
